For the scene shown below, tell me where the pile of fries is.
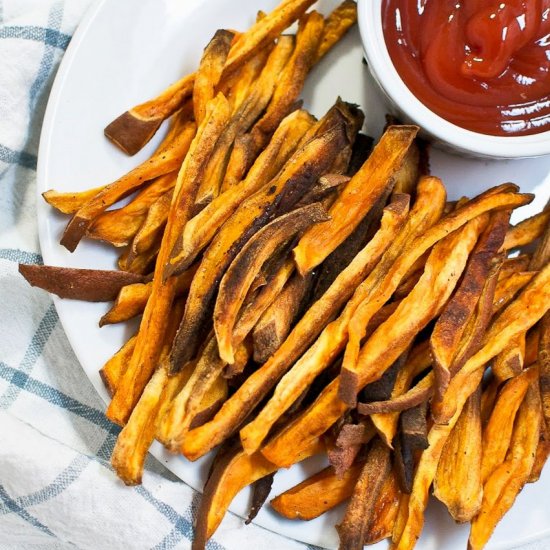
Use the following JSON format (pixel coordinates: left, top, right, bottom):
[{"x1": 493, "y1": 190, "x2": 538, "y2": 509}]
[{"x1": 21, "y1": 1, "x2": 550, "y2": 549}]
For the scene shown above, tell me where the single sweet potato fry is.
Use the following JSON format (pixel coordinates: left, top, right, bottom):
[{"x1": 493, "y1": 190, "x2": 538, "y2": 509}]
[
  {"x1": 336, "y1": 439, "x2": 391, "y2": 550},
  {"x1": 271, "y1": 460, "x2": 364, "y2": 520},
  {"x1": 19, "y1": 264, "x2": 146, "y2": 302},
  {"x1": 294, "y1": 125, "x2": 419, "y2": 275},
  {"x1": 215, "y1": 203, "x2": 329, "y2": 364},
  {"x1": 492, "y1": 271, "x2": 537, "y2": 314},
  {"x1": 492, "y1": 333, "x2": 526, "y2": 383},
  {"x1": 430, "y1": 210, "x2": 509, "y2": 400},
  {"x1": 99, "y1": 335, "x2": 136, "y2": 396},
  {"x1": 42, "y1": 185, "x2": 107, "y2": 215},
  {"x1": 365, "y1": 470, "x2": 401, "y2": 545},
  {"x1": 193, "y1": 30, "x2": 234, "y2": 126},
  {"x1": 500, "y1": 207, "x2": 550, "y2": 251},
  {"x1": 434, "y1": 388, "x2": 482, "y2": 522},
  {"x1": 315, "y1": 0, "x2": 357, "y2": 62}
]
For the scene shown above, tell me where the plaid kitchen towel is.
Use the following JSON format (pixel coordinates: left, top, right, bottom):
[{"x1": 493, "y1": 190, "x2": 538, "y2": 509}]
[
  {"x1": 0, "y1": 1, "x2": 549, "y2": 550},
  {"x1": 0, "y1": 1, "x2": 317, "y2": 549}
]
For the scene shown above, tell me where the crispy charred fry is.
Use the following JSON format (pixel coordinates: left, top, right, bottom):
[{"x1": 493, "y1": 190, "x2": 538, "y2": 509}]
[
  {"x1": 434, "y1": 389, "x2": 482, "y2": 522},
  {"x1": 105, "y1": 0, "x2": 316, "y2": 155},
  {"x1": 239, "y1": 196, "x2": 411, "y2": 455},
  {"x1": 178, "y1": 109, "x2": 314, "y2": 271},
  {"x1": 315, "y1": 0, "x2": 357, "y2": 62},
  {"x1": 42, "y1": 185, "x2": 107, "y2": 215},
  {"x1": 192, "y1": 439, "x2": 323, "y2": 550},
  {"x1": 60, "y1": 120, "x2": 196, "y2": 252},
  {"x1": 195, "y1": 36, "x2": 295, "y2": 208},
  {"x1": 253, "y1": 271, "x2": 312, "y2": 363},
  {"x1": 469, "y1": 380, "x2": 542, "y2": 550},
  {"x1": 501, "y1": 208, "x2": 550, "y2": 251},
  {"x1": 99, "y1": 336, "x2": 136, "y2": 396},
  {"x1": 87, "y1": 172, "x2": 177, "y2": 247},
  {"x1": 193, "y1": 30, "x2": 234, "y2": 126},
  {"x1": 169, "y1": 114, "x2": 350, "y2": 371},
  {"x1": 271, "y1": 460, "x2": 364, "y2": 520},
  {"x1": 294, "y1": 126, "x2": 419, "y2": 275},
  {"x1": 328, "y1": 420, "x2": 377, "y2": 476},
  {"x1": 492, "y1": 271, "x2": 537, "y2": 314},
  {"x1": 481, "y1": 366, "x2": 538, "y2": 484},
  {"x1": 183, "y1": 195, "x2": 409, "y2": 461},
  {"x1": 99, "y1": 267, "x2": 196, "y2": 326},
  {"x1": 430, "y1": 211, "x2": 509, "y2": 400},
  {"x1": 215, "y1": 203, "x2": 329, "y2": 364},
  {"x1": 106, "y1": 94, "x2": 230, "y2": 426},
  {"x1": 365, "y1": 470, "x2": 401, "y2": 545},
  {"x1": 19, "y1": 264, "x2": 146, "y2": 301},
  {"x1": 492, "y1": 333, "x2": 526, "y2": 383},
  {"x1": 248, "y1": 11, "x2": 324, "y2": 148},
  {"x1": 246, "y1": 473, "x2": 274, "y2": 524},
  {"x1": 337, "y1": 440, "x2": 391, "y2": 550}
]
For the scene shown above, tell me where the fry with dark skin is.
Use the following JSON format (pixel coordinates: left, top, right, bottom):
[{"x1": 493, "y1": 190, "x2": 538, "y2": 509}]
[
  {"x1": 434, "y1": 388, "x2": 482, "y2": 522},
  {"x1": 253, "y1": 271, "x2": 312, "y2": 363},
  {"x1": 337, "y1": 439, "x2": 391, "y2": 550},
  {"x1": 215, "y1": 203, "x2": 329, "y2": 364},
  {"x1": 169, "y1": 114, "x2": 351, "y2": 371},
  {"x1": 182, "y1": 195, "x2": 409, "y2": 461},
  {"x1": 293, "y1": 125, "x2": 419, "y2": 275},
  {"x1": 106, "y1": 94, "x2": 230, "y2": 426},
  {"x1": 59, "y1": 120, "x2": 196, "y2": 252},
  {"x1": 19, "y1": 264, "x2": 146, "y2": 302}
]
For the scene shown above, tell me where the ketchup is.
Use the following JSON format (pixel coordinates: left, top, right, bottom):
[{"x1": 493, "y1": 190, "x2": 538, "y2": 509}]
[{"x1": 382, "y1": 0, "x2": 550, "y2": 136}]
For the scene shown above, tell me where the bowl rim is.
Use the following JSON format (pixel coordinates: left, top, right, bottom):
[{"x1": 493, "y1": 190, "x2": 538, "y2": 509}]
[{"x1": 357, "y1": 0, "x2": 550, "y2": 159}]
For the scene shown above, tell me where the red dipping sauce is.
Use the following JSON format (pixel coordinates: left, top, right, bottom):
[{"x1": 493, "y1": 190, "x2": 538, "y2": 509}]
[{"x1": 382, "y1": 0, "x2": 550, "y2": 136}]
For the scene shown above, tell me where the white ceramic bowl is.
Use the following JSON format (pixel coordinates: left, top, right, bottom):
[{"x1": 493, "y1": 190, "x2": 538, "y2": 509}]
[{"x1": 357, "y1": 0, "x2": 550, "y2": 159}]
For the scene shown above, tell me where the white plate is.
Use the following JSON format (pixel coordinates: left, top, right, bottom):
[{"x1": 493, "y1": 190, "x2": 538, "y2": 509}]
[{"x1": 36, "y1": 0, "x2": 550, "y2": 548}]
